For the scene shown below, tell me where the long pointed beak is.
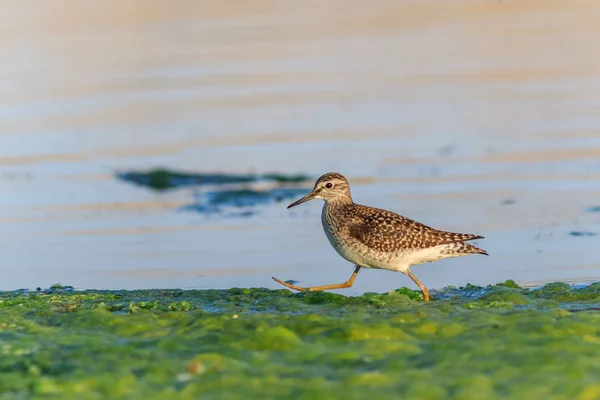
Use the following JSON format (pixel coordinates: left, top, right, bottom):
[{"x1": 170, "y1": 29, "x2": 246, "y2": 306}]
[{"x1": 287, "y1": 191, "x2": 317, "y2": 209}]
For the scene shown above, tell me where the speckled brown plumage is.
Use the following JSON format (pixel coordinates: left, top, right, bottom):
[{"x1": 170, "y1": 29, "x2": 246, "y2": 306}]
[{"x1": 338, "y1": 203, "x2": 486, "y2": 254}]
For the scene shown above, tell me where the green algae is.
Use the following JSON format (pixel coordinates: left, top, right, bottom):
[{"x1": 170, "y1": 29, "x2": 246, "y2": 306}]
[{"x1": 2, "y1": 282, "x2": 600, "y2": 399}]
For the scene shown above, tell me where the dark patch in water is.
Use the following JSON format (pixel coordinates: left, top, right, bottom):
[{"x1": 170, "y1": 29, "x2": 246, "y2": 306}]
[
  {"x1": 501, "y1": 199, "x2": 516, "y2": 205},
  {"x1": 177, "y1": 204, "x2": 222, "y2": 214},
  {"x1": 116, "y1": 168, "x2": 309, "y2": 191},
  {"x1": 203, "y1": 188, "x2": 307, "y2": 208},
  {"x1": 179, "y1": 188, "x2": 308, "y2": 216},
  {"x1": 570, "y1": 231, "x2": 596, "y2": 237},
  {"x1": 116, "y1": 168, "x2": 312, "y2": 217},
  {"x1": 586, "y1": 206, "x2": 600, "y2": 213}
]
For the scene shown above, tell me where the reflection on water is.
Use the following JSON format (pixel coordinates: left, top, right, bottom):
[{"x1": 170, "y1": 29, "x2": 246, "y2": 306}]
[
  {"x1": 117, "y1": 169, "x2": 309, "y2": 191},
  {"x1": 0, "y1": 0, "x2": 599, "y2": 292},
  {"x1": 570, "y1": 231, "x2": 596, "y2": 237},
  {"x1": 184, "y1": 187, "x2": 309, "y2": 215},
  {"x1": 117, "y1": 169, "x2": 311, "y2": 216}
]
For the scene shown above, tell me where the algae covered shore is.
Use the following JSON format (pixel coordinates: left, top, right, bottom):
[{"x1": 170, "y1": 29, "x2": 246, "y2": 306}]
[{"x1": 2, "y1": 282, "x2": 600, "y2": 399}]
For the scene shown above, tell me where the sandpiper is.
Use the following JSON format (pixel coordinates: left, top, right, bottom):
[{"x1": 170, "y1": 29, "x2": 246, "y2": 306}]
[{"x1": 272, "y1": 172, "x2": 488, "y2": 301}]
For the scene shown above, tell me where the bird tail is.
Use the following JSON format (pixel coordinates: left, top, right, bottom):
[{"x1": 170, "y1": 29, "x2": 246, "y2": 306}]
[
  {"x1": 442, "y1": 240, "x2": 489, "y2": 256},
  {"x1": 462, "y1": 242, "x2": 488, "y2": 256},
  {"x1": 459, "y1": 234, "x2": 485, "y2": 242}
]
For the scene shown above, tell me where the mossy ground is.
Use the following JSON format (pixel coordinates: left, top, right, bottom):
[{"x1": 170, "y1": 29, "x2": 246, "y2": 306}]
[{"x1": 2, "y1": 281, "x2": 600, "y2": 399}]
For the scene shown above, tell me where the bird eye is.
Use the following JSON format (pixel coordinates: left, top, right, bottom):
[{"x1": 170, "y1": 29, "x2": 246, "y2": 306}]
[{"x1": 325, "y1": 182, "x2": 334, "y2": 189}]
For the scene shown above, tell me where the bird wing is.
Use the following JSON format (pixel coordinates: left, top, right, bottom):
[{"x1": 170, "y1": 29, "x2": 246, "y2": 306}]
[{"x1": 347, "y1": 205, "x2": 482, "y2": 253}]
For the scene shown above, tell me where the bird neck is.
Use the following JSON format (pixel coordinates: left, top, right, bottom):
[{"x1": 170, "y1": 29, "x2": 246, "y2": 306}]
[{"x1": 324, "y1": 196, "x2": 353, "y2": 209}]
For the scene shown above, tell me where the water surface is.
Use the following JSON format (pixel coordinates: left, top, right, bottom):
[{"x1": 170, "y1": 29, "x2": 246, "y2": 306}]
[{"x1": 1, "y1": 0, "x2": 599, "y2": 293}]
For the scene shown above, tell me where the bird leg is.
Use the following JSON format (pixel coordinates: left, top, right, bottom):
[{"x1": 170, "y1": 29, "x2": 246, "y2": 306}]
[
  {"x1": 406, "y1": 270, "x2": 430, "y2": 301},
  {"x1": 272, "y1": 265, "x2": 361, "y2": 292}
]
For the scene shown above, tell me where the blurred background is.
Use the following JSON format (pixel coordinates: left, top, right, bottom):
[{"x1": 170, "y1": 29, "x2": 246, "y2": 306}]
[{"x1": 1, "y1": 0, "x2": 599, "y2": 293}]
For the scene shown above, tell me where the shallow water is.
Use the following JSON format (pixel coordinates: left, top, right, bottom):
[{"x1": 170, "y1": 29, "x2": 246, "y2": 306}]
[{"x1": 1, "y1": 0, "x2": 599, "y2": 292}]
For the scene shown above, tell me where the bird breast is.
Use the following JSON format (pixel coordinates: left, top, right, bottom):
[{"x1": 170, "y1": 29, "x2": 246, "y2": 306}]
[{"x1": 321, "y1": 205, "x2": 379, "y2": 268}]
